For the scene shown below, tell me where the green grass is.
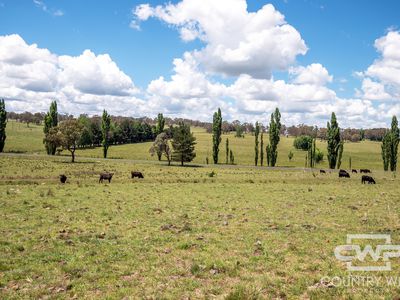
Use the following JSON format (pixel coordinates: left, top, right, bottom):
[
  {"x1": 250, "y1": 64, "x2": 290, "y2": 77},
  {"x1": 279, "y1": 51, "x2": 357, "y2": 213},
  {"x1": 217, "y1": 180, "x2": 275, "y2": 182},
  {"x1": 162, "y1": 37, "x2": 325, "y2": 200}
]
[
  {"x1": 4, "y1": 121, "x2": 45, "y2": 154},
  {"x1": 1, "y1": 121, "x2": 400, "y2": 298},
  {"x1": 4, "y1": 121, "x2": 386, "y2": 170}
]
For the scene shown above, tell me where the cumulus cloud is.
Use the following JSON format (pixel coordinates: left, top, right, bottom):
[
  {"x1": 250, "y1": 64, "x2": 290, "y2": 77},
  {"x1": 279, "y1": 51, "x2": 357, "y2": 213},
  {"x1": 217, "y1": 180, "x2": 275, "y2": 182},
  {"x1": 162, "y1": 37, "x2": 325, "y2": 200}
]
[
  {"x1": 0, "y1": 34, "x2": 143, "y2": 116},
  {"x1": 289, "y1": 63, "x2": 333, "y2": 86},
  {"x1": 133, "y1": 0, "x2": 307, "y2": 78},
  {"x1": 358, "y1": 31, "x2": 400, "y2": 100}
]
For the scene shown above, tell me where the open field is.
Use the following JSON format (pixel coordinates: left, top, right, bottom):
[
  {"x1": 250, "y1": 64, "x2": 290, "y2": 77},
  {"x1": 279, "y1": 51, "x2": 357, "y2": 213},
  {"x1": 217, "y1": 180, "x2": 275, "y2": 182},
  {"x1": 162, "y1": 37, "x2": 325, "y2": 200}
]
[
  {"x1": 4, "y1": 120, "x2": 386, "y2": 170},
  {"x1": 2, "y1": 121, "x2": 400, "y2": 298}
]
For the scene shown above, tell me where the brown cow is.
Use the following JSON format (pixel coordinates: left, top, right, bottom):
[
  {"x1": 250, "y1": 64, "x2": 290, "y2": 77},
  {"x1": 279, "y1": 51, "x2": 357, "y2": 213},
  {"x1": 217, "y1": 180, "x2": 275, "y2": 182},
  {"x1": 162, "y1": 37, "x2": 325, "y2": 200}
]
[
  {"x1": 131, "y1": 171, "x2": 144, "y2": 179},
  {"x1": 99, "y1": 172, "x2": 114, "y2": 183},
  {"x1": 320, "y1": 169, "x2": 326, "y2": 174},
  {"x1": 360, "y1": 169, "x2": 371, "y2": 173},
  {"x1": 352, "y1": 169, "x2": 358, "y2": 173}
]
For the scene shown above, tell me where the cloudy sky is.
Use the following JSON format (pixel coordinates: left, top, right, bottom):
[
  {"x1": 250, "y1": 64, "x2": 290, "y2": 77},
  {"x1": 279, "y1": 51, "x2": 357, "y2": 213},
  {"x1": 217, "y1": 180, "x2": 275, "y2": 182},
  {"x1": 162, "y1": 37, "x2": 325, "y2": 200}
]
[{"x1": 1, "y1": 0, "x2": 400, "y2": 127}]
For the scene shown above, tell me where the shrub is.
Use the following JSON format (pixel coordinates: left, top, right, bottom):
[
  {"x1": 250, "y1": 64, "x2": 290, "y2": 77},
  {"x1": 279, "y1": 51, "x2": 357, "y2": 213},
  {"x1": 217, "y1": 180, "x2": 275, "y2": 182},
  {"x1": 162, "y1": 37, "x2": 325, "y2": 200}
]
[
  {"x1": 293, "y1": 135, "x2": 313, "y2": 150},
  {"x1": 315, "y1": 148, "x2": 324, "y2": 163}
]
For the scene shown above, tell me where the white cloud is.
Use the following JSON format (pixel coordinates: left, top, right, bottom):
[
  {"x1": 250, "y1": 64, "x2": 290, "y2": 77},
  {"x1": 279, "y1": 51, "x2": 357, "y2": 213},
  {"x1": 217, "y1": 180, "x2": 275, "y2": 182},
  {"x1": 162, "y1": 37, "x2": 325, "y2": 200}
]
[
  {"x1": 0, "y1": 34, "x2": 144, "y2": 116},
  {"x1": 289, "y1": 63, "x2": 333, "y2": 86},
  {"x1": 357, "y1": 31, "x2": 400, "y2": 100},
  {"x1": 133, "y1": 0, "x2": 307, "y2": 78}
]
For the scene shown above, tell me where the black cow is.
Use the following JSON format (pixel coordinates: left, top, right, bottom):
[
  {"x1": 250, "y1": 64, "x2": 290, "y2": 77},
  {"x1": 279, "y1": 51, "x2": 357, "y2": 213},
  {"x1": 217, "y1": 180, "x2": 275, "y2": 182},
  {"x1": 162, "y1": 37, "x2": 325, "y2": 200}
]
[
  {"x1": 339, "y1": 169, "x2": 350, "y2": 178},
  {"x1": 362, "y1": 175, "x2": 376, "y2": 184},
  {"x1": 59, "y1": 174, "x2": 67, "y2": 184},
  {"x1": 360, "y1": 169, "x2": 371, "y2": 173},
  {"x1": 352, "y1": 169, "x2": 358, "y2": 173},
  {"x1": 320, "y1": 169, "x2": 326, "y2": 174},
  {"x1": 99, "y1": 172, "x2": 114, "y2": 183},
  {"x1": 131, "y1": 171, "x2": 144, "y2": 179}
]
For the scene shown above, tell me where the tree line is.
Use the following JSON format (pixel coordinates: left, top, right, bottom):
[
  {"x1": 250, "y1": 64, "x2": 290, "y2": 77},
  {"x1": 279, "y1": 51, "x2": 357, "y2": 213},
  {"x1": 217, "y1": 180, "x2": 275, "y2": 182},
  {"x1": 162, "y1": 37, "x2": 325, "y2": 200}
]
[{"x1": 0, "y1": 99, "x2": 398, "y2": 171}]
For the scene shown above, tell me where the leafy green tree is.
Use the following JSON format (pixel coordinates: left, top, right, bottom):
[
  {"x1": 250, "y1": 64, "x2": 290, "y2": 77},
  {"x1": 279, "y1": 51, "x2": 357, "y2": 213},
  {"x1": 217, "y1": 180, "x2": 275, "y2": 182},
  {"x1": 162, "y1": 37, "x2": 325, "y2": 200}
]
[
  {"x1": 235, "y1": 124, "x2": 244, "y2": 138},
  {"x1": 390, "y1": 116, "x2": 399, "y2": 171},
  {"x1": 266, "y1": 108, "x2": 281, "y2": 166},
  {"x1": 212, "y1": 108, "x2": 222, "y2": 164},
  {"x1": 260, "y1": 132, "x2": 264, "y2": 166},
  {"x1": 171, "y1": 122, "x2": 196, "y2": 166},
  {"x1": 0, "y1": 99, "x2": 6, "y2": 152},
  {"x1": 327, "y1": 112, "x2": 341, "y2": 169},
  {"x1": 254, "y1": 121, "x2": 260, "y2": 166},
  {"x1": 45, "y1": 120, "x2": 83, "y2": 162},
  {"x1": 382, "y1": 131, "x2": 391, "y2": 171},
  {"x1": 293, "y1": 135, "x2": 313, "y2": 150},
  {"x1": 155, "y1": 113, "x2": 165, "y2": 135},
  {"x1": 225, "y1": 138, "x2": 229, "y2": 164},
  {"x1": 43, "y1": 100, "x2": 58, "y2": 155},
  {"x1": 150, "y1": 132, "x2": 172, "y2": 165},
  {"x1": 101, "y1": 110, "x2": 111, "y2": 158}
]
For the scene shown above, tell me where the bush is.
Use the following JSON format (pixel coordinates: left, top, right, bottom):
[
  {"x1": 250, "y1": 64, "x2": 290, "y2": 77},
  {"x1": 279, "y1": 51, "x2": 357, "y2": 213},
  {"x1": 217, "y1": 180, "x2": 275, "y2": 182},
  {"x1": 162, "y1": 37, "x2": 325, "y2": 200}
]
[
  {"x1": 315, "y1": 148, "x2": 324, "y2": 163},
  {"x1": 293, "y1": 135, "x2": 313, "y2": 150}
]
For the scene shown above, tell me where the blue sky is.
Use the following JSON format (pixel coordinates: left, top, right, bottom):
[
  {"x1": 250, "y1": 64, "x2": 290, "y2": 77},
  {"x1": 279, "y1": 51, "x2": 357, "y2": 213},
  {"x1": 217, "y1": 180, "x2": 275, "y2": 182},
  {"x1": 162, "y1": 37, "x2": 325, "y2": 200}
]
[{"x1": 1, "y1": 0, "x2": 400, "y2": 127}]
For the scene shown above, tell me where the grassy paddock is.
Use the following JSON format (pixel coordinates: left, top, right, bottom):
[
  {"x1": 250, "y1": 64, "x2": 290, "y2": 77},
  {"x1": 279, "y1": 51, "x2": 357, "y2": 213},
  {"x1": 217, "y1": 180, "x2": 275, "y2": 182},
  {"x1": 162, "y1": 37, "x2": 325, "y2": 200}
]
[
  {"x1": 1, "y1": 155, "x2": 400, "y2": 298},
  {"x1": 4, "y1": 121, "x2": 386, "y2": 170}
]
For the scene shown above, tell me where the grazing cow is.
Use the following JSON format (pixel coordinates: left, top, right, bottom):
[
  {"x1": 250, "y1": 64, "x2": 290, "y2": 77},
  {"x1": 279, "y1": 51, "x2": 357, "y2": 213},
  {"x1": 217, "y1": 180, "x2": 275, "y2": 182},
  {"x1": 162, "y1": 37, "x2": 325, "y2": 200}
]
[
  {"x1": 352, "y1": 169, "x2": 358, "y2": 173},
  {"x1": 59, "y1": 174, "x2": 67, "y2": 184},
  {"x1": 360, "y1": 169, "x2": 371, "y2": 173},
  {"x1": 99, "y1": 172, "x2": 114, "y2": 183},
  {"x1": 320, "y1": 169, "x2": 326, "y2": 174},
  {"x1": 362, "y1": 175, "x2": 376, "y2": 184},
  {"x1": 339, "y1": 169, "x2": 350, "y2": 178},
  {"x1": 131, "y1": 171, "x2": 144, "y2": 179}
]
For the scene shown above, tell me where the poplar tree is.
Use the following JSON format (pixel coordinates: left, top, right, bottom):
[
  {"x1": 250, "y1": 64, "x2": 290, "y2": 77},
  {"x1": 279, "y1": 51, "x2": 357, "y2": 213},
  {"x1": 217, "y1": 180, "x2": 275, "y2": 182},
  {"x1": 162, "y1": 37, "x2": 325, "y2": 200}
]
[
  {"x1": 327, "y1": 112, "x2": 341, "y2": 169},
  {"x1": 390, "y1": 116, "x2": 399, "y2": 171},
  {"x1": 0, "y1": 99, "x2": 6, "y2": 152},
  {"x1": 254, "y1": 121, "x2": 260, "y2": 166},
  {"x1": 225, "y1": 138, "x2": 229, "y2": 164},
  {"x1": 260, "y1": 131, "x2": 264, "y2": 166},
  {"x1": 266, "y1": 108, "x2": 281, "y2": 167},
  {"x1": 155, "y1": 113, "x2": 165, "y2": 135},
  {"x1": 212, "y1": 108, "x2": 222, "y2": 164},
  {"x1": 43, "y1": 100, "x2": 58, "y2": 155},
  {"x1": 382, "y1": 131, "x2": 391, "y2": 171},
  {"x1": 102, "y1": 110, "x2": 111, "y2": 158}
]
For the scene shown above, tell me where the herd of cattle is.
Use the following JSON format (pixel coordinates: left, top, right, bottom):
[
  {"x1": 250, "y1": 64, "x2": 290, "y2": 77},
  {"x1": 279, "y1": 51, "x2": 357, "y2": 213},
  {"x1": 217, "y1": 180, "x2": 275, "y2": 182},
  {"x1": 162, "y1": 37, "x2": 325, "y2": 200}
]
[
  {"x1": 58, "y1": 171, "x2": 144, "y2": 184},
  {"x1": 57, "y1": 168, "x2": 376, "y2": 184},
  {"x1": 320, "y1": 168, "x2": 376, "y2": 184}
]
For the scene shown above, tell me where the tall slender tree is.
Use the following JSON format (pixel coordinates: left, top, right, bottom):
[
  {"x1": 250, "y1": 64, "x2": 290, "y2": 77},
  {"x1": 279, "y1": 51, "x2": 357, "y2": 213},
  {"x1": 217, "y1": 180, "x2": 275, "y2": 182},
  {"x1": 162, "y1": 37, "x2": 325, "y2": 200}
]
[
  {"x1": 260, "y1": 131, "x2": 264, "y2": 166},
  {"x1": 327, "y1": 112, "x2": 341, "y2": 169},
  {"x1": 390, "y1": 116, "x2": 399, "y2": 171},
  {"x1": 212, "y1": 108, "x2": 222, "y2": 164},
  {"x1": 225, "y1": 138, "x2": 229, "y2": 164},
  {"x1": 171, "y1": 122, "x2": 196, "y2": 166},
  {"x1": 266, "y1": 108, "x2": 281, "y2": 167},
  {"x1": 155, "y1": 113, "x2": 165, "y2": 135},
  {"x1": 336, "y1": 141, "x2": 344, "y2": 169},
  {"x1": 102, "y1": 110, "x2": 111, "y2": 158},
  {"x1": 0, "y1": 99, "x2": 7, "y2": 152},
  {"x1": 254, "y1": 121, "x2": 260, "y2": 166},
  {"x1": 382, "y1": 131, "x2": 391, "y2": 171},
  {"x1": 43, "y1": 100, "x2": 58, "y2": 155}
]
